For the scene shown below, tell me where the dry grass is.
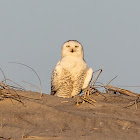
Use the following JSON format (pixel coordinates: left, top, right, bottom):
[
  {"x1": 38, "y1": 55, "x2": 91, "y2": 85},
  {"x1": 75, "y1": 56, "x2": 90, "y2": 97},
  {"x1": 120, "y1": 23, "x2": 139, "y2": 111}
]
[
  {"x1": 0, "y1": 66, "x2": 35, "y2": 105},
  {"x1": 0, "y1": 80, "x2": 24, "y2": 105},
  {"x1": 9, "y1": 62, "x2": 43, "y2": 97},
  {"x1": 77, "y1": 69, "x2": 140, "y2": 108}
]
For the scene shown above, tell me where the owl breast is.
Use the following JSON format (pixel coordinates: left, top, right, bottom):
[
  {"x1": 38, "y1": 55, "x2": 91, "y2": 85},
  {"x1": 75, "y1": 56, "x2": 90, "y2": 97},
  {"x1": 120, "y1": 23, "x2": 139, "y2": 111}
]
[{"x1": 60, "y1": 56, "x2": 87, "y2": 75}]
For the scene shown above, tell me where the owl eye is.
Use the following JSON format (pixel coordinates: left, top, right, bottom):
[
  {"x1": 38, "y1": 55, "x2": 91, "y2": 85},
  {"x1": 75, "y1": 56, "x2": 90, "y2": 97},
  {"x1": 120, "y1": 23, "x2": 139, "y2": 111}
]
[
  {"x1": 66, "y1": 45, "x2": 70, "y2": 48},
  {"x1": 75, "y1": 46, "x2": 79, "y2": 48}
]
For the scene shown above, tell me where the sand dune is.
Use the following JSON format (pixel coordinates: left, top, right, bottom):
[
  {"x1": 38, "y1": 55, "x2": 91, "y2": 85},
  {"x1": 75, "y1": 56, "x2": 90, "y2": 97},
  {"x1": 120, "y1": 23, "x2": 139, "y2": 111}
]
[{"x1": 0, "y1": 90, "x2": 140, "y2": 140}]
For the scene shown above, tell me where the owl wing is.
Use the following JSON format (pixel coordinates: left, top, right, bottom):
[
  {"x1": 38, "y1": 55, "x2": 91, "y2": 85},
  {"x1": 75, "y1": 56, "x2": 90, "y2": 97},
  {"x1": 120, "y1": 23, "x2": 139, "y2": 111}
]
[
  {"x1": 82, "y1": 68, "x2": 93, "y2": 89},
  {"x1": 51, "y1": 61, "x2": 62, "y2": 95}
]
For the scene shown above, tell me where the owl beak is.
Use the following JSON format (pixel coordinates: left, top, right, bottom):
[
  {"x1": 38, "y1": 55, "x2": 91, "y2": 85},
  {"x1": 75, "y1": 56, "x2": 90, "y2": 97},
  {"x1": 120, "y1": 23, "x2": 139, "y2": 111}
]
[{"x1": 71, "y1": 49, "x2": 74, "y2": 53}]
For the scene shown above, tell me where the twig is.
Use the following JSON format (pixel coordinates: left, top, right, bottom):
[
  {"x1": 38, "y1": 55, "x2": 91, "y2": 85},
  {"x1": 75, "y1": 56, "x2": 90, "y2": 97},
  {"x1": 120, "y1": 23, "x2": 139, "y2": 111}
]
[
  {"x1": 92, "y1": 69, "x2": 102, "y2": 86},
  {"x1": 80, "y1": 96, "x2": 96, "y2": 105},
  {"x1": 125, "y1": 97, "x2": 140, "y2": 109},
  {"x1": 105, "y1": 85, "x2": 138, "y2": 97},
  {"x1": 117, "y1": 86, "x2": 140, "y2": 87},
  {"x1": 0, "y1": 81, "x2": 25, "y2": 106},
  {"x1": 106, "y1": 75, "x2": 118, "y2": 86},
  {"x1": 5, "y1": 79, "x2": 26, "y2": 91},
  {"x1": 0, "y1": 68, "x2": 6, "y2": 83},
  {"x1": 22, "y1": 81, "x2": 40, "y2": 91}
]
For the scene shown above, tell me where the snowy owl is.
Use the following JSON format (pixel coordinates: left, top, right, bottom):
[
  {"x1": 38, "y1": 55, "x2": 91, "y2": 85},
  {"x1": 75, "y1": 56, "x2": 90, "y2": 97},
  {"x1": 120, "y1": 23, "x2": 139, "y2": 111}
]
[{"x1": 51, "y1": 40, "x2": 93, "y2": 98}]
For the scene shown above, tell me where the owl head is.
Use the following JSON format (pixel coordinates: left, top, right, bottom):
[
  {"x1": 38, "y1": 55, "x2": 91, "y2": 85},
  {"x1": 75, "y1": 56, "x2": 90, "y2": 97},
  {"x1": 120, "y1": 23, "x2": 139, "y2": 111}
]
[{"x1": 61, "y1": 40, "x2": 84, "y2": 59}]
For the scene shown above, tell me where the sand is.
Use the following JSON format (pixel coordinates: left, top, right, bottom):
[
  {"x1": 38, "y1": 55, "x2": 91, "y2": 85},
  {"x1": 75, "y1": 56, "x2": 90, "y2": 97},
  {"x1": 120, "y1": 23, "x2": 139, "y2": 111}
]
[{"x1": 0, "y1": 90, "x2": 140, "y2": 140}]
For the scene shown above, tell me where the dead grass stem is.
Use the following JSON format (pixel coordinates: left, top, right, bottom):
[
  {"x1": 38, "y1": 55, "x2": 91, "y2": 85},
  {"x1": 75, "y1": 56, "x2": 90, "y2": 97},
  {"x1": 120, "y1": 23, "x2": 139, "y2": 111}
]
[{"x1": 9, "y1": 62, "x2": 43, "y2": 97}]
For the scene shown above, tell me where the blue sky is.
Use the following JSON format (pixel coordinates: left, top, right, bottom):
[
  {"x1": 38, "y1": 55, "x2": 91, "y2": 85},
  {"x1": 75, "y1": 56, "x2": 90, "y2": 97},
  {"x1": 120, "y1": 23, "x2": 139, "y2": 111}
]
[{"x1": 0, "y1": 0, "x2": 140, "y2": 93}]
